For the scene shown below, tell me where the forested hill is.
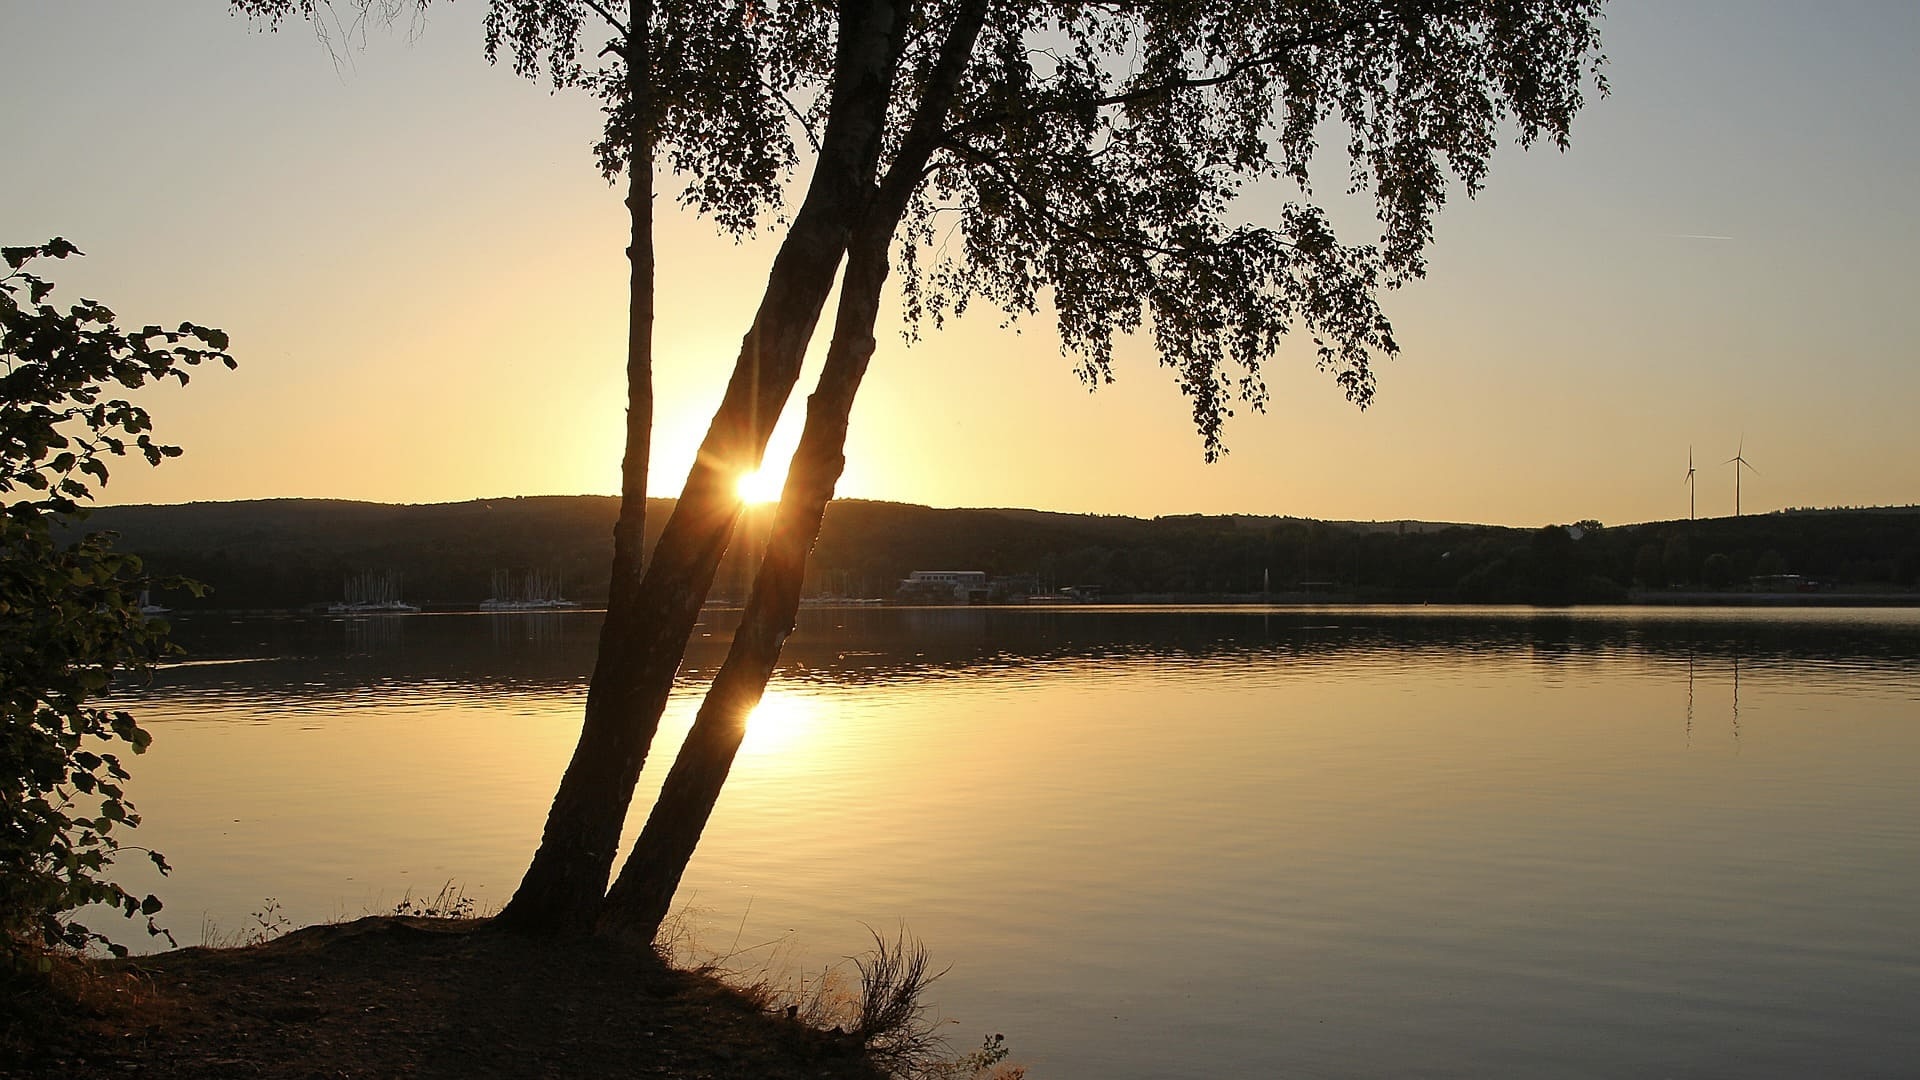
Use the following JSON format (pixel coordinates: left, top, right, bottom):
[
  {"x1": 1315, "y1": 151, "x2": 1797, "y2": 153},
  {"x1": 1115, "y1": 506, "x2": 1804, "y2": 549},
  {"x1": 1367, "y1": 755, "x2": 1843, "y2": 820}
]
[{"x1": 79, "y1": 497, "x2": 1920, "y2": 610}]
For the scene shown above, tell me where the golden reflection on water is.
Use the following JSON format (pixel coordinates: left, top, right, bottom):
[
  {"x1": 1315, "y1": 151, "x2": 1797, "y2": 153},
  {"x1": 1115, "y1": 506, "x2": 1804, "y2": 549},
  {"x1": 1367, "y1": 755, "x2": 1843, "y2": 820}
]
[
  {"x1": 106, "y1": 608, "x2": 1920, "y2": 1080},
  {"x1": 739, "y1": 689, "x2": 820, "y2": 760}
]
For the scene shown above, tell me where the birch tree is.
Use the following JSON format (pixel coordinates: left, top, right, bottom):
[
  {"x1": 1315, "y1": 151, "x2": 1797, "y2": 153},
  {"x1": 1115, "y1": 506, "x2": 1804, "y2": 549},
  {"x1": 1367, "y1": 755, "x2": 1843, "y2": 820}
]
[
  {"x1": 237, "y1": 0, "x2": 1606, "y2": 938},
  {"x1": 595, "y1": 0, "x2": 1606, "y2": 938}
]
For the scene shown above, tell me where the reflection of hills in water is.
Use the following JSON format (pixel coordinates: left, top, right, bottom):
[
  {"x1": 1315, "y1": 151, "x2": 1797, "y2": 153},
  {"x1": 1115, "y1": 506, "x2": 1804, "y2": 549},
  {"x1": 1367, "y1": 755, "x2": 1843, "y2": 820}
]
[{"x1": 120, "y1": 607, "x2": 1920, "y2": 706}]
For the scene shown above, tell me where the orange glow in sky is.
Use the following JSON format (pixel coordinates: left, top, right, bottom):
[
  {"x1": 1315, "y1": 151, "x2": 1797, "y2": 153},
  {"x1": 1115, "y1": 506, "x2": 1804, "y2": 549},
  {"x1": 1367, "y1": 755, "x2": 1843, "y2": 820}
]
[{"x1": 7, "y1": 3, "x2": 1919, "y2": 526}]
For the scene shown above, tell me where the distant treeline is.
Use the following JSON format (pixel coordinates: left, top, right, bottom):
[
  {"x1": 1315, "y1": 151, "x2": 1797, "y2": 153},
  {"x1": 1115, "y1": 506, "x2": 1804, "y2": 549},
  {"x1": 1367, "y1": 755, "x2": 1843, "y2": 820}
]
[{"x1": 77, "y1": 497, "x2": 1920, "y2": 610}]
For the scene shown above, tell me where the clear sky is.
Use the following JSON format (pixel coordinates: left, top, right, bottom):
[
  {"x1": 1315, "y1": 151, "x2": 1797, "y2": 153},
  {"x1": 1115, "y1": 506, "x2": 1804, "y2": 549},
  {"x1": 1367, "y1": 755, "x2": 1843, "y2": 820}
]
[{"x1": 5, "y1": 1, "x2": 1917, "y2": 527}]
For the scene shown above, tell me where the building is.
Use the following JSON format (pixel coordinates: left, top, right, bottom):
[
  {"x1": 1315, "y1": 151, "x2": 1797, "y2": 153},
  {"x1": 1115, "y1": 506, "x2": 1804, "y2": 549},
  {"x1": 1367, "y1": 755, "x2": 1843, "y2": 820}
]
[{"x1": 898, "y1": 570, "x2": 989, "y2": 602}]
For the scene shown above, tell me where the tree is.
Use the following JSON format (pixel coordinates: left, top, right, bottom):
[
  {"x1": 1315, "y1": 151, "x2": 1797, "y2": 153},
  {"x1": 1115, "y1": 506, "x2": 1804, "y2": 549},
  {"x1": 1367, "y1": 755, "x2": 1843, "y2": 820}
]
[
  {"x1": 237, "y1": 0, "x2": 1607, "y2": 938},
  {"x1": 594, "y1": 0, "x2": 1607, "y2": 936},
  {"x1": 1663, "y1": 533, "x2": 1694, "y2": 585},
  {"x1": 1701, "y1": 552, "x2": 1735, "y2": 589},
  {"x1": 1530, "y1": 523, "x2": 1576, "y2": 604},
  {"x1": 1634, "y1": 541, "x2": 1665, "y2": 589},
  {"x1": 237, "y1": 0, "x2": 849, "y2": 934},
  {"x1": 1, "y1": 239, "x2": 233, "y2": 956}
]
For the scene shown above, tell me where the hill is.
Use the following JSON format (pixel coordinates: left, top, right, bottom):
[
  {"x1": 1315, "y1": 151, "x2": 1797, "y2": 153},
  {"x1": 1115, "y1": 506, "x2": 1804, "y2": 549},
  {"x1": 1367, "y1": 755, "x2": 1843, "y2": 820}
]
[{"x1": 77, "y1": 498, "x2": 1920, "y2": 609}]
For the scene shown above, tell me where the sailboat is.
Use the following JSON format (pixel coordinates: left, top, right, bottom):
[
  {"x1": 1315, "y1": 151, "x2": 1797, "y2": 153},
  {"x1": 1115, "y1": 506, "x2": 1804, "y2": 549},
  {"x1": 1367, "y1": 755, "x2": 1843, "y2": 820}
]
[
  {"x1": 479, "y1": 567, "x2": 578, "y2": 611},
  {"x1": 327, "y1": 570, "x2": 420, "y2": 614}
]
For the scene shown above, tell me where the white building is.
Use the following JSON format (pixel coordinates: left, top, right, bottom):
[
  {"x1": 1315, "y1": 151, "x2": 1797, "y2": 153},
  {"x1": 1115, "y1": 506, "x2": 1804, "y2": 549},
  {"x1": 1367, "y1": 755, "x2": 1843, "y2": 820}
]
[{"x1": 899, "y1": 570, "x2": 988, "y2": 600}]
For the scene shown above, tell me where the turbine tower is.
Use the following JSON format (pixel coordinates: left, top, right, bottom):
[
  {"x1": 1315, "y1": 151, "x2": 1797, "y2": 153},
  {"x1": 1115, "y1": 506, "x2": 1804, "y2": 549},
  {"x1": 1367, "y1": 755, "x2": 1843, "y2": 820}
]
[
  {"x1": 1683, "y1": 446, "x2": 1696, "y2": 521},
  {"x1": 1726, "y1": 437, "x2": 1757, "y2": 517}
]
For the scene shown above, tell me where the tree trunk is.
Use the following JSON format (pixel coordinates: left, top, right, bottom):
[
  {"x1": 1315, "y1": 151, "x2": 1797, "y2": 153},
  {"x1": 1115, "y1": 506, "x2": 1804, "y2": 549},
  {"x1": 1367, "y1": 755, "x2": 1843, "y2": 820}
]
[
  {"x1": 596, "y1": 2, "x2": 990, "y2": 939},
  {"x1": 493, "y1": 0, "x2": 652, "y2": 937},
  {"x1": 598, "y1": 224, "x2": 892, "y2": 936},
  {"x1": 606, "y1": 0, "x2": 655, "y2": 621},
  {"x1": 495, "y1": 0, "x2": 911, "y2": 936}
]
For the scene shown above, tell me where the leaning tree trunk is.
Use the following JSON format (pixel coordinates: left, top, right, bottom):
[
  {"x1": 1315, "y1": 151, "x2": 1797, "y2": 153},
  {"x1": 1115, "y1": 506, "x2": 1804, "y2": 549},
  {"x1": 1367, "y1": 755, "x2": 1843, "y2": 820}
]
[
  {"x1": 596, "y1": 2, "x2": 989, "y2": 939},
  {"x1": 495, "y1": 0, "x2": 911, "y2": 936},
  {"x1": 597, "y1": 225, "x2": 892, "y2": 936}
]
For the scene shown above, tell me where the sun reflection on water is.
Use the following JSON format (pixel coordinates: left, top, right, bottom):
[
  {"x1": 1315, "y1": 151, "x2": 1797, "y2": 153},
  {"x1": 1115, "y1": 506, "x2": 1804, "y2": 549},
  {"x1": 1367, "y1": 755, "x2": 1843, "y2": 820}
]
[{"x1": 739, "y1": 689, "x2": 818, "y2": 759}]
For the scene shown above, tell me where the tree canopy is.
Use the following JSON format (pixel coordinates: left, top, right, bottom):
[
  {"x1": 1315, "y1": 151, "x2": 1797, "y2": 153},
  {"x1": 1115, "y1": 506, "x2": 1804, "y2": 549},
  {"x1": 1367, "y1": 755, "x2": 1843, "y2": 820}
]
[
  {"x1": 899, "y1": 0, "x2": 1605, "y2": 456},
  {"x1": 242, "y1": 1, "x2": 1604, "y2": 455},
  {"x1": 275, "y1": 0, "x2": 1603, "y2": 455}
]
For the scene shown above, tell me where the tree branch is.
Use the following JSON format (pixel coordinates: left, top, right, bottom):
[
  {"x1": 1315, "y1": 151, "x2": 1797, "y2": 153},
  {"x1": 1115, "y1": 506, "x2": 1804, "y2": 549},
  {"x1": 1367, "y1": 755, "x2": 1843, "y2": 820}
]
[
  {"x1": 940, "y1": 5, "x2": 1408, "y2": 143},
  {"x1": 872, "y1": 0, "x2": 990, "y2": 219},
  {"x1": 771, "y1": 84, "x2": 822, "y2": 153},
  {"x1": 580, "y1": 0, "x2": 628, "y2": 38}
]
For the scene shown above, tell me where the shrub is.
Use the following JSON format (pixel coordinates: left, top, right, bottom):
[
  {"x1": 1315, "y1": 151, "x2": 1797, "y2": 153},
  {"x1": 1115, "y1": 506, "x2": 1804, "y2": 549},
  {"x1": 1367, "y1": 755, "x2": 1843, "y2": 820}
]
[{"x1": 1, "y1": 239, "x2": 232, "y2": 956}]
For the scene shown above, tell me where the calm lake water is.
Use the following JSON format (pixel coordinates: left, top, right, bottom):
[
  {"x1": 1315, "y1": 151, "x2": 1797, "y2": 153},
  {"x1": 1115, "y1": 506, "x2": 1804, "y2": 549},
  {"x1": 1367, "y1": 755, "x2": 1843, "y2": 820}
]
[{"x1": 108, "y1": 606, "x2": 1920, "y2": 1078}]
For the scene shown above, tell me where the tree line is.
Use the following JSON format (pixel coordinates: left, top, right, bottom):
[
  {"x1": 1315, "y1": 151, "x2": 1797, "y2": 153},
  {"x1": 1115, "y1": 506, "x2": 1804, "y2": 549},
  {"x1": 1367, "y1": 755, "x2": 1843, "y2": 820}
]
[{"x1": 89, "y1": 497, "x2": 1920, "y2": 609}]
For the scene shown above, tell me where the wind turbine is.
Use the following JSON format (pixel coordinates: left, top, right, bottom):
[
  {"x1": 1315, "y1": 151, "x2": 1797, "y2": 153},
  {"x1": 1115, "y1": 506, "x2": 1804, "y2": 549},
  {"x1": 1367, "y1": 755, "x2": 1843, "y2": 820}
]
[
  {"x1": 1726, "y1": 437, "x2": 1757, "y2": 517},
  {"x1": 1683, "y1": 446, "x2": 1696, "y2": 521}
]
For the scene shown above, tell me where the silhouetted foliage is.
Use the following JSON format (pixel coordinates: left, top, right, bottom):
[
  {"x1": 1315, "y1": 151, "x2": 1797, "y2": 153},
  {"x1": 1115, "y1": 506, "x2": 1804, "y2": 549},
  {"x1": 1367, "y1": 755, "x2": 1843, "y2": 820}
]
[
  {"x1": 242, "y1": 0, "x2": 1615, "y2": 936},
  {"x1": 93, "y1": 498, "x2": 1920, "y2": 610},
  {"x1": 1, "y1": 240, "x2": 231, "y2": 956}
]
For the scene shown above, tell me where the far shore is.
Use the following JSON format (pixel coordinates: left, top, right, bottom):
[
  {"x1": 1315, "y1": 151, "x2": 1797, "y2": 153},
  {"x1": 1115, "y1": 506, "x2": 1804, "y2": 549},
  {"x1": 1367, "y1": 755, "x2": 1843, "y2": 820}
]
[{"x1": 159, "y1": 591, "x2": 1920, "y2": 618}]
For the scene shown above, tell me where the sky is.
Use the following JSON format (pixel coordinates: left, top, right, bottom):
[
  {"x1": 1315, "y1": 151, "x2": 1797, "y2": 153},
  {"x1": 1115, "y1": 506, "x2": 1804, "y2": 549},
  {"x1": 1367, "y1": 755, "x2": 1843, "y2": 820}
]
[{"x1": 4, "y1": 0, "x2": 1918, "y2": 527}]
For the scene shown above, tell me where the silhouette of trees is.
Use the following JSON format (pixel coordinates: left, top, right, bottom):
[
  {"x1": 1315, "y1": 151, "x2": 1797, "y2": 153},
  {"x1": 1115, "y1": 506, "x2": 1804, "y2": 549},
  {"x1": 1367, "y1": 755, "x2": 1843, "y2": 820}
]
[
  {"x1": 234, "y1": 0, "x2": 1608, "y2": 937},
  {"x1": 95, "y1": 496, "x2": 1920, "y2": 611},
  {"x1": 1, "y1": 240, "x2": 232, "y2": 955}
]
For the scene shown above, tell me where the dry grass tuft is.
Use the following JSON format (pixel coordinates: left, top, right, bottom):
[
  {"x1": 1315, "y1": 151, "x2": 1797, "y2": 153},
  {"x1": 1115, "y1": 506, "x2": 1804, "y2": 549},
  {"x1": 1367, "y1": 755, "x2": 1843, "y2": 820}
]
[
  {"x1": 851, "y1": 925, "x2": 949, "y2": 1072},
  {"x1": 389, "y1": 881, "x2": 481, "y2": 920},
  {"x1": 197, "y1": 897, "x2": 291, "y2": 949},
  {"x1": 1, "y1": 941, "x2": 174, "y2": 1067},
  {"x1": 651, "y1": 907, "x2": 1020, "y2": 1080}
]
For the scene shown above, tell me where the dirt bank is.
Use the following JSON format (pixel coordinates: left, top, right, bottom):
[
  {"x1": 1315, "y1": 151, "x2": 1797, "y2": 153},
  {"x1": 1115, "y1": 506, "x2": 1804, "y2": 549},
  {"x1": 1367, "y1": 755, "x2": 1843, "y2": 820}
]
[{"x1": 2, "y1": 916, "x2": 885, "y2": 1079}]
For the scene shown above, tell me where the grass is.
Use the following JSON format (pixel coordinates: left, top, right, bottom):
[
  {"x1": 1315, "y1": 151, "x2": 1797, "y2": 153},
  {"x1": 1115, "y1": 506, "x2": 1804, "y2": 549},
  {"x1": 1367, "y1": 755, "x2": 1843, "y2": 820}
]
[
  {"x1": 389, "y1": 881, "x2": 483, "y2": 920},
  {"x1": 1, "y1": 941, "x2": 164, "y2": 1062},
  {"x1": 660, "y1": 907, "x2": 1022, "y2": 1080},
  {"x1": 196, "y1": 881, "x2": 485, "y2": 949},
  {"x1": 852, "y1": 926, "x2": 949, "y2": 1072}
]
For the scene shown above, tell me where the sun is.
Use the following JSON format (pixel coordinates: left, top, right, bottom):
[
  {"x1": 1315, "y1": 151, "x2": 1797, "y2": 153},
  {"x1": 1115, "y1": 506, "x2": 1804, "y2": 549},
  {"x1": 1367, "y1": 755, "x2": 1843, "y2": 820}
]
[{"x1": 735, "y1": 467, "x2": 783, "y2": 505}]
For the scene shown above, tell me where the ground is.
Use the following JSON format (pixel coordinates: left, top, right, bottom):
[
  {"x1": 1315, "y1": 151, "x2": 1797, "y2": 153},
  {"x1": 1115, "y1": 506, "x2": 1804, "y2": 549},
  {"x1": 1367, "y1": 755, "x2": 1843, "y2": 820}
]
[{"x1": 1, "y1": 916, "x2": 888, "y2": 1079}]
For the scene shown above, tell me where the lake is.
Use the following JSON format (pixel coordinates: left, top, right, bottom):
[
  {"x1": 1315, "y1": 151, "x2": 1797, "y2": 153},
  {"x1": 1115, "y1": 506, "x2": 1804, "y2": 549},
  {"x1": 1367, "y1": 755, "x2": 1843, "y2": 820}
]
[{"x1": 109, "y1": 606, "x2": 1920, "y2": 1078}]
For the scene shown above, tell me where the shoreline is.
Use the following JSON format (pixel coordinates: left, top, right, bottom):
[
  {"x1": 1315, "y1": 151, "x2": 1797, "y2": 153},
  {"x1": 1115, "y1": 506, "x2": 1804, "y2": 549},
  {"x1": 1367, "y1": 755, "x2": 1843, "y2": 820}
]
[
  {"x1": 155, "y1": 592, "x2": 1920, "y2": 617},
  {"x1": 2, "y1": 916, "x2": 892, "y2": 1080}
]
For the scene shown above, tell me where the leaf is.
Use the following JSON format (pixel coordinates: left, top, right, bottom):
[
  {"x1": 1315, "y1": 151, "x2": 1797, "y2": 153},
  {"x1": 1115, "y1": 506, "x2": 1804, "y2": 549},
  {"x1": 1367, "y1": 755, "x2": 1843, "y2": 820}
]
[{"x1": 140, "y1": 894, "x2": 163, "y2": 915}]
